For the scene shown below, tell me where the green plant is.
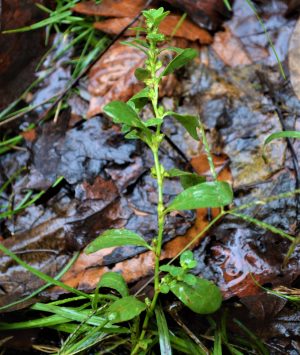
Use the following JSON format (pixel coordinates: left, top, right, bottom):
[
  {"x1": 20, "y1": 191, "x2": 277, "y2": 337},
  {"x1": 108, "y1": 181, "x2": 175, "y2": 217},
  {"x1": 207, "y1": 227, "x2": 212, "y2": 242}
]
[
  {"x1": 84, "y1": 7, "x2": 232, "y2": 354},
  {"x1": 1, "y1": 6, "x2": 300, "y2": 355}
]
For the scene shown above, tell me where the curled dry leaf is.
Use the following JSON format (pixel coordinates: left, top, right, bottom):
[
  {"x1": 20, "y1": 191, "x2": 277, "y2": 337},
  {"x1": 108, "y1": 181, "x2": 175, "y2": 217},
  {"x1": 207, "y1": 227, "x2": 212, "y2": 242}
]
[
  {"x1": 93, "y1": 15, "x2": 213, "y2": 44},
  {"x1": 87, "y1": 41, "x2": 181, "y2": 117},
  {"x1": 87, "y1": 41, "x2": 145, "y2": 117}
]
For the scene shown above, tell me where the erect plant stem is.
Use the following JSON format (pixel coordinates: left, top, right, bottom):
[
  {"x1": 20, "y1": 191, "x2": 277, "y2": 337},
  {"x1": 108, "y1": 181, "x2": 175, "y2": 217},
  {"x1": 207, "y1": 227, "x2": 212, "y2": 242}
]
[
  {"x1": 131, "y1": 149, "x2": 164, "y2": 355},
  {"x1": 132, "y1": 38, "x2": 166, "y2": 355}
]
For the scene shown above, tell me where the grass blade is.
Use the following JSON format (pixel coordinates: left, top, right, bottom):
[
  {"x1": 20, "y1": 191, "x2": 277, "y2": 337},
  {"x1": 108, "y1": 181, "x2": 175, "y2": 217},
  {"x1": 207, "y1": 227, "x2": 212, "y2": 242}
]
[
  {"x1": 0, "y1": 252, "x2": 80, "y2": 311},
  {"x1": 230, "y1": 212, "x2": 295, "y2": 242},
  {"x1": 0, "y1": 243, "x2": 91, "y2": 299},
  {"x1": 155, "y1": 303, "x2": 172, "y2": 355}
]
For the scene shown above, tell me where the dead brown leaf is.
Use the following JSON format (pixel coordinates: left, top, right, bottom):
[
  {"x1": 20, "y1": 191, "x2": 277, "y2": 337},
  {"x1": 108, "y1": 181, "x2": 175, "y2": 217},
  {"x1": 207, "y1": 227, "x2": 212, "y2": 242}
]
[
  {"x1": 87, "y1": 41, "x2": 145, "y2": 117},
  {"x1": 94, "y1": 15, "x2": 213, "y2": 44},
  {"x1": 212, "y1": 26, "x2": 253, "y2": 67},
  {"x1": 72, "y1": 0, "x2": 147, "y2": 18},
  {"x1": 87, "y1": 40, "x2": 182, "y2": 117},
  {"x1": 21, "y1": 128, "x2": 37, "y2": 142},
  {"x1": 164, "y1": 0, "x2": 231, "y2": 30}
]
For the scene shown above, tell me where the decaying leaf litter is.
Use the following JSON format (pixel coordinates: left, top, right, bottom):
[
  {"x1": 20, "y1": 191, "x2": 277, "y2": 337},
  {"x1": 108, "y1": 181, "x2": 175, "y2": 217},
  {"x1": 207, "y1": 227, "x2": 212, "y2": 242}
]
[{"x1": 1, "y1": 0, "x2": 300, "y2": 353}]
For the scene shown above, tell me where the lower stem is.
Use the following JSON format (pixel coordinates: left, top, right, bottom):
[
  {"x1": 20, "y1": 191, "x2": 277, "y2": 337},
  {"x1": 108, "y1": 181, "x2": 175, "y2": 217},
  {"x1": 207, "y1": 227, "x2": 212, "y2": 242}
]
[{"x1": 131, "y1": 147, "x2": 164, "y2": 355}]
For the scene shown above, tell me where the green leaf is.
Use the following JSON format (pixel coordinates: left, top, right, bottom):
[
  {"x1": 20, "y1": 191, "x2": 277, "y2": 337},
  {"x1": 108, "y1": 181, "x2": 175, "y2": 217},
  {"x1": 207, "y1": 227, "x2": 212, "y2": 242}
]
[
  {"x1": 155, "y1": 303, "x2": 172, "y2": 355},
  {"x1": 120, "y1": 40, "x2": 148, "y2": 55},
  {"x1": 85, "y1": 229, "x2": 152, "y2": 254},
  {"x1": 128, "y1": 27, "x2": 148, "y2": 33},
  {"x1": 170, "y1": 278, "x2": 222, "y2": 314},
  {"x1": 125, "y1": 130, "x2": 140, "y2": 140},
  {"x1": 160, "y1": 265, "x2": 184, "y2": 277},
  {"x1": 265, "y1": 131, "x2": 300, "y2": 145},
  {"x1": 144, "y1": 118, "x2": 163, "y2": 127},
  {"x1": 169, "y1": 112, "x2": 200, "y2": 140},
  {"x1": 160, "y1": 284, "x2": 170, "y2": 294},
  {"x1": 143, "y1": 8, "x2": 169, "y2": 27},
  {"x1": 130, "y1": 87, "x2": 150, "y2": 101},
  {"x1": 135, "y1": 68, "x2": 151, "y2": 82},
  {"x1": 97, "y1": 272, "x2": 129, "y2": 298},
  {"x1": 133, "y1": 39, "x2": 150, "y2": 48},
  {"x1": 103, "y1": 101, "x2": 145, "y2": 129},
  {"x1": 223, "y1": 0, "x2": 232, "y2": 10},
  {"x1": 213, "y1": 330, "x2": 222, "y2": 355},
  {"x1": 159, "y1": 46, "x2": 184, "y2": 54},
  {"x1": 106, "y1": 296, "x2": 146, "y2": 323},
  {"x1": 170, "y1": 335, "x2": 205, "y2": 355},
  {"x1": 180, "y1": 250, "x2": 197, "y2": 269},
  {"x1": 166, "y1": 168, "x2": 205, "y2": 189},
  {"x1": 147, "y1": 33, "x2": 165, "y2": 42},
  {"x1": 182, "y1": 273, "x2": 197, "y2": 286},
  {"x1": 0, "y1": 243, "x2": 90, "y2": 300},
  {"x1": 230, "y1": 212, "x2": 295, "y2": 242},
  {"x1": 31, "y1": 303, "x2": 108, "y2": 327},
  {"x1": 162, "y1": 48, "x2": 198, "y2": 76},
  {"x1": 127, "y1": 88, "x2": 149, "y2": 111},
  {"x1": 166, "y1": 181, "x2": 233, "y2": 212}
]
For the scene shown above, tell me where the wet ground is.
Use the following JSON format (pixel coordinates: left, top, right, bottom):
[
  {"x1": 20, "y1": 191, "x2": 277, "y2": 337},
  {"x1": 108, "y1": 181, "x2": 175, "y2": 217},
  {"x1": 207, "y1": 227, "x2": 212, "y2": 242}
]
[{"x1": 1, "y1": 0, "x2": 300, "y2": 353}]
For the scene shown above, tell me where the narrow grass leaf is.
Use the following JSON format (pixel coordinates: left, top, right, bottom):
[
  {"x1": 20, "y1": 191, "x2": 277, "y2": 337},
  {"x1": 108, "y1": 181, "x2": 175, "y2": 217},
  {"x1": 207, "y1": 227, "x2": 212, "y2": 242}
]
[
  {"x1": 264, "y1": 131, "x2": 300, "y2": 160},
  {"x1": 283, "y1": 234, "x2": 300, "y2": 266},
  {"x1": 3, "y1": 11, "x2": 72, "y2": 33},
  {"x1": 155, "y1": 303, "x2": 172, "y2": 355},
  {"x1": 0, "y1": 252, "x2": 79, "y2": 312},
  {"x1": 223, "y1": 0, "x2": 232, "y2": 10},
  {"x1": 31, "y1": 303, "x2": 108, "y2": 327},
  {"x1": 230, "y1": 212, "x2": 295, "y2": 242},
  {"x1": 244, "y1": 0, "x2": 286, "y2": 79},
  {"x1": 166, "y1": 181, "x2": 233, "y2": 212},
  {"x1": 170, "y1": 335, "x2": 205, "y2": 355},
  {"x1": 0, "y1": 314, "x2": 75, "y2": 330},
  {"x1": 213, "y1": 330, "x2": 222, "y2": 355},
  {"x1": 85, "y1": 229, "x2": 151, "y2": 253},
  {"x1": 0, "y1": 243, "x2": 91, "y2": 299},
  {"x1": 233, "y1": 319, "x2": 269, "y2": 355}
]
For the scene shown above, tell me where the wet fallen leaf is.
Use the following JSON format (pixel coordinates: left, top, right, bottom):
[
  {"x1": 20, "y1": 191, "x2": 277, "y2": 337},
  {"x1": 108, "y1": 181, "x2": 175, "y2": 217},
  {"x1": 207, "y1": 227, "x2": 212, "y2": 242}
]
[
  {"x1": 164, "y1": 0, "x2": 231, "y2": 30},
  {"x1": 212, "y1": 26, "x2": 252, "y2": 67},
  {"x1": 93, "y1": 15, "x2": 213, "y2": 44},
  {"x1": 72, "y1": 0, "x2": 147, "y2": 18},
  {"x1": 21, "y1": 128, "x2": 37, "y2": 143},
  {"x1": 87, "y1": 41, "x2": 145, "y2": 117}
]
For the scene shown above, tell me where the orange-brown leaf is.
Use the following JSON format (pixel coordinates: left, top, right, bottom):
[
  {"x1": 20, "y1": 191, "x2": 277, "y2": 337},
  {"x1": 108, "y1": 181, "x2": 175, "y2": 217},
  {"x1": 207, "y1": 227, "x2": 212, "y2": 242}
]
[
  {"x1": 94, "y1": 15, "x2": 213, "y2": 44},
  {"x1": 72, "y1": 0, "x2": 147, "y2": 18},
  {"x1": 87, "y1": 41, "x2": 145, "y2": 117}
]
